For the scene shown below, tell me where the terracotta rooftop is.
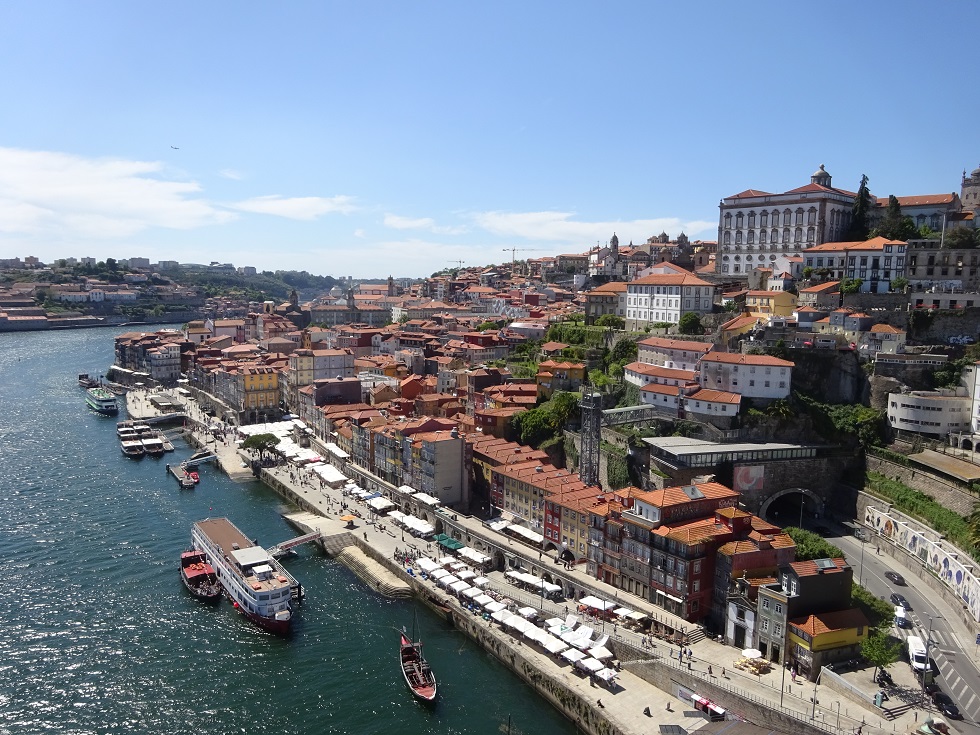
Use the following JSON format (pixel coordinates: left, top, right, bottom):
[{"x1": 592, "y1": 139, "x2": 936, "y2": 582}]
[{"x1": 789, "y1": 608, "x2": 869, "y2": 637}]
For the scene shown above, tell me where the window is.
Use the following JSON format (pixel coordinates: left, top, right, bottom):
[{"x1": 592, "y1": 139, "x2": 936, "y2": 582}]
[
  {"x1": 761, "y1": 211, "x2": 768, "y2": 227},
  {"x1": 774, "y1": 623, "x2": 782, "y2": 636},
  {"x1": 761, "y1": 598, "x2": 771, "y2": 609},
  {"x1": 748, "y1": 212, "x2": 756, "y2": 228},
  {"x1": 774, "y1": 602, "x2": 783, "y2": 614},
  {"x1": 771, "y1": 211, "x2": 779, "y2": 227},
  {"x1": 761, "y1": 619, "x2": 770, "y2": 632}
]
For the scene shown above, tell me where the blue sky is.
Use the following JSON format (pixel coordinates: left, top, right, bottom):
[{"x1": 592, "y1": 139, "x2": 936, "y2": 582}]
[{"x1": 1, "y1": 2, "x2": 977, "y2": 278}]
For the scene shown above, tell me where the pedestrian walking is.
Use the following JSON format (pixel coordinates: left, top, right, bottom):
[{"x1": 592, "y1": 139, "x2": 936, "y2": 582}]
[{"x1": 708, "y1": 665, "x2": 713, "y2": 676}]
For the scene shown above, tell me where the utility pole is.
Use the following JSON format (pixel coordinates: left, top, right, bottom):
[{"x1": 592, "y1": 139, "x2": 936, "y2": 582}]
[{"x1": 923, "y1": 614, "x2": 943, "y2": 695}]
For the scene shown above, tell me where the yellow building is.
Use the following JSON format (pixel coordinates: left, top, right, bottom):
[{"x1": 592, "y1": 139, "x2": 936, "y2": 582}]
[
  {"x1": 787, "y1": 608, "x2": 869, "y2": 677},
  {"x1": 745, "y1": 290, "x2": 798, "y2": 317},
  {"x1": 241, "y1": 365, "x2": 279, "y2": 411},
  {"x1": 536, "y1": 360, "x2": 586, "y2": 400}
]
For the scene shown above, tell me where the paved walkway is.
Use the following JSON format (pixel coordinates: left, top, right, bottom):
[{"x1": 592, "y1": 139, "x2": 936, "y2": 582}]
[{"x1": 125, "y1": 391, "x2": 925, "y2": 735}]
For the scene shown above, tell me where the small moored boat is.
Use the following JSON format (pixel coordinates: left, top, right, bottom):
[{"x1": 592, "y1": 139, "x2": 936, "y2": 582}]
[
  {"x1": 180, "y1": 550, "x2": 222, "y2": 601},
  {"x1": 400, "y1": 628, "x2": 437, "y2": 703}
]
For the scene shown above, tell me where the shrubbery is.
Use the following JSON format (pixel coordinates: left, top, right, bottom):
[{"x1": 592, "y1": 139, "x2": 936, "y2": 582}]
[{"x1": 864, "y1": 472, "x2": 978, "y2": 560}]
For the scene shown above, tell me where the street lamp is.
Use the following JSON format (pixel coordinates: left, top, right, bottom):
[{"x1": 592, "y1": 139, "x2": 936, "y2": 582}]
[
  {"x1": 922, "y1": 614, "x2": 943, "y2": 695},
  {"x1": 858, "y1": 535, "x2": 866, "y2": 587}
]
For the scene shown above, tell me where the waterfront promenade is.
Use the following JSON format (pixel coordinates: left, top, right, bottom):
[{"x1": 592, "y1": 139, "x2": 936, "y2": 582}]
[{"x1": 126, "y1": 391, "x2": 923, "y2": 735}]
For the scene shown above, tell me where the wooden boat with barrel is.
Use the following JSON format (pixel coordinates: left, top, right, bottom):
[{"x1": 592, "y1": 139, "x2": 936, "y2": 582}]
[
  {"x1": 399, "y1": 628, "x2": 437, "y2": 703},
  {"x1": 179, "y1": 550, "x2": 222, "y2": 601}
]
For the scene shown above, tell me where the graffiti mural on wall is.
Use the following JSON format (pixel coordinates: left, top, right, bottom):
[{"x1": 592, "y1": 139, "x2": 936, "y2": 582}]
[{"x1": 865, "y1": 505, "x2": 980, "y2": 624}]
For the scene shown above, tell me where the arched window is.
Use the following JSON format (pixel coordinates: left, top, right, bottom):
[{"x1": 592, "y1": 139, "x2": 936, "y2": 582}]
[
  {"x1": 771, "y1": 211, "x2": 779, "y2": 227},
  {"x1": 760, "y1": 211, "x2": 769, "y2": 227},
  {"x1": 794, "y1": 227, "x2": 803, "y2": 242},
  {"x1": 782, "y1": 228, "x2": 790, "y2": 243},
  {"x1": 770, "y1": 230, "x2": 779, "y2": 244},
  {"x1": 930, "y1": 214, "x2": 941, "y2": 229},
  {"x1": 723, "y1": 232, "x2": 730, "y2": 245},
  {"x1": 748, "y1": 212, "x2": 756, "y2": 228},
  {"x1": 808, "y1": 208, "x2": 817, "y2": 225},
  {"x1": 795, "y1": 208, "x2": 804, "y2": 225},
  {"x1": 736, "y1": 212, "x2": 744, "y2": 229},
  {"x1": 735, "y1": 231, "x2": 743, "y2": 244},
  {"x1": 783, "y1": 209, "x2": 792, "y2": 225},
  {"x1": 758, "y1": 228, "x2": 766, "y2": 243},
  {"x1": 806, "y1": 227, "x2": 815, "y2": 242},
  {"x1": 724, "y1": 213, "x2": 732, "y2": 229},
  {"x1": 747, "y1": 231, "x2": 755, "y2": 245}
]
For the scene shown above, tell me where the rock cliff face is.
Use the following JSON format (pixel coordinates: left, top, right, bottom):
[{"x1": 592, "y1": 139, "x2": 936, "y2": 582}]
[
  {"x1": 788, "y1": 349, "x2": 867, "y2": 405},
  {"x1": 868, "y1": 375, "x2": 905, "y2": 411}
]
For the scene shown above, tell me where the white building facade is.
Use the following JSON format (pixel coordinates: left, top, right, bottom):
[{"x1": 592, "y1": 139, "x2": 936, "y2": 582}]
[
  {"x1": 698, "y1": 353, "x2": 794, "y2": 400},
  {"x1": 625, "y1": 273, "x2": 715, "y2": 330},
  {"x1": 717, "y1": 165, "x2": 854, "y2": 276}
]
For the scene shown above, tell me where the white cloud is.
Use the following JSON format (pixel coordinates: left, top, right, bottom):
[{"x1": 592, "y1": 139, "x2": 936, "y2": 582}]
[
  {"x1": 353, "y1": 228, "x2": 366, "y2": 238},
  {"x1": 471, "y1": 210, "x2": 716, "y2": 245},
  {"x1": 219, "y1": 168, "x2": 245, "y2": 180},
  {"x1": 0, "y1": 147, "x2": 235, "y2": 237},
  {"x1": 231, "y1": 195, "x2": 357, "y2": 220},
  {"x1": 384, "y1": 212, "x2": 467, "y2": 235}
]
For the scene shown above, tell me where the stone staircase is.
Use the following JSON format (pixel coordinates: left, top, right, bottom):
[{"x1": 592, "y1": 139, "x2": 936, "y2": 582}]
[{"x1": 336, "y1": 546, "x2": 413, "y2": 599}]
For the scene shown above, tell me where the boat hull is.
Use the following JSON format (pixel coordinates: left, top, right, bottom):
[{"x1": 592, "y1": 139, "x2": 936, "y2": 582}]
[
  {"x1": 190, "y1": 518, "x2": 299, "y2": 636},
  {"x1": 180, "y1": 553, "x2": 223, "y2": 602},
  {"x1": 85, "y1": 387, "x2": 119, "y2": 416},
  {"x1": 400, "y1": 632, "x2": 437, "y2": 702}
]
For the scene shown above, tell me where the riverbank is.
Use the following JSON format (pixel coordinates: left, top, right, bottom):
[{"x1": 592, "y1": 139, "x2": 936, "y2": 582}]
[{"x1": 125, "y1": 390, "x2": 910, "y2": 735}]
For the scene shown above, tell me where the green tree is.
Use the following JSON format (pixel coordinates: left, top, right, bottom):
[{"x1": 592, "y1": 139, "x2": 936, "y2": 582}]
[
  {"x1": 860, "y1": 629, "x2": 903, "y2": 682},
  {"x1": 784, "y1": 527, "x2": 843, "y2": 560},
  {"x1": 802, "y1": 266, "x2": 813, "y2": 280},
  {"x1": 610, "y1": 338, "x2": 637, "y2": 363},
  {"x1": 242, "y1": 433, "x2": 281, "y2": 459},
  {"x1": 839, "y1": 277, "x2": 863, "y2": 295},
  {"x1": 766, "y1": 339, "x2": 789, "y2": 360},
  {"x1": 846, "y1": 174, "x2": 873, "y2": 241},
  {"x1": 943, "y1": 226, "x2": 979, "y2": 249},
  {"x1": 677, "y1": 312, "x2": 703, "y2": 335},
  {"x1": 890, "y1": 276, "x2": 908, "y2": 293},
  {"x1": 594, "y1": 314, "x2": 625, "y2": 329},
  {"x1": 871, "y1": 195, "x2": 918, "y2": 241}
]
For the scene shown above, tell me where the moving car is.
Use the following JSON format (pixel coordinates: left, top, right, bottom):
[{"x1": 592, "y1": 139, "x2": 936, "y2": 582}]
[
  {"x1": 932, "y1": 692, "x2": 962, "y2": 719},
  {"x1": 889, "y1": 593, "x2": 912, "y2": 610},
  {"x1": 885, "y1": 571, "x2": 906, "y2": 585}
]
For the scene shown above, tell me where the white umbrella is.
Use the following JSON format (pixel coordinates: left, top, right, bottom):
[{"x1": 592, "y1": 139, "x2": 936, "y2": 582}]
[
  {"x1": 588, "y1": 645, "x2": 614, "y2": 661},
  {"x1": 561, "y1": 648, "x2": 586, "y2": 664},
  {"x1": 742, "y1": 648, "x2": 763, "y2": 659}
]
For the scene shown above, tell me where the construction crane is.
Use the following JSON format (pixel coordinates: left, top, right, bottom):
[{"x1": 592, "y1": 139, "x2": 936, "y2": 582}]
[
  {"x1": 451, "y1": 260, "x2": 465, "y2": 270},
  {"x1": 502, "y1": 247, "x2": 542, "y2": 272}
]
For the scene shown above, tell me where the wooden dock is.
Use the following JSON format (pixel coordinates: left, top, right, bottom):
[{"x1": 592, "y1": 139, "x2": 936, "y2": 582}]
[{"x1": 166, "y1": 462, "x2": 196, "y2": 488}]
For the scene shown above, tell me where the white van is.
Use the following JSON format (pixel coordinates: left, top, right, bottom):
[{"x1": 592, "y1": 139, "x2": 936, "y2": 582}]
[
  {"x1": 894, "y1": 606, "x2": 909, "y2": 628},
  {"x1": 907, "y1": 635, "x2": 928, "y2": 671}
]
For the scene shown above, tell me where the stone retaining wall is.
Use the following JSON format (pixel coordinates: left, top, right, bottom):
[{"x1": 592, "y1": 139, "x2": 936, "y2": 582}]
[{"x1": 865, "y1": 456, "x2": 976, "y2": 515}]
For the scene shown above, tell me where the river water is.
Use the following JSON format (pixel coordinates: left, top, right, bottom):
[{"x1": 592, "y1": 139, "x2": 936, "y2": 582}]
[{"x1": 0, "y1": 327, "x2": 574, "y2": 735}]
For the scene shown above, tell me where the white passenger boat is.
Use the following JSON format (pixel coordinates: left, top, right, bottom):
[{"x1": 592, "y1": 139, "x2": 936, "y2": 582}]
[
  {"x1": 85, "y1": 387, "x2": 119, "y2": 416},
  {"x1": 190, "y1": 518, "x2": 302, "y2": 635}
]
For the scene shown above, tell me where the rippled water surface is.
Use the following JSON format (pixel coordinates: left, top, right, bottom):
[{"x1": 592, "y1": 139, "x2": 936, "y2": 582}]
[{"x1": 0, "y1": 328, "x2": 573, "y2": 735}]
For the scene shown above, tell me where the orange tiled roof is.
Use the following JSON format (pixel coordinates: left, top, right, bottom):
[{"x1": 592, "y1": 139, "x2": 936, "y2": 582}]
[
  {"x1": 789, "y1": 608, "x2": 869, "y2": 637},
  {"x1": 700, "y1": 352, "x2": 794, "y2": 368}
]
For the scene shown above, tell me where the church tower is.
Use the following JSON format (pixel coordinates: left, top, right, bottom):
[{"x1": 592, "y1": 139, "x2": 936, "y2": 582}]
[{"x1": 961, "y1": 165, "x2": 980, "y2": 212}]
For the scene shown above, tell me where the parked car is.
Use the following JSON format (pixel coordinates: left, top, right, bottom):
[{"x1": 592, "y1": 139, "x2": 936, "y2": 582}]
[
  {"x1": 932, "y1": 692, "x2": 962, "y2": 719},
  {"x1": 889, "y1": 593, "x2": 912, "y2": 610},
  {"x1": 885, "y1": 571, "x2": 906, "y2": 585}
]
